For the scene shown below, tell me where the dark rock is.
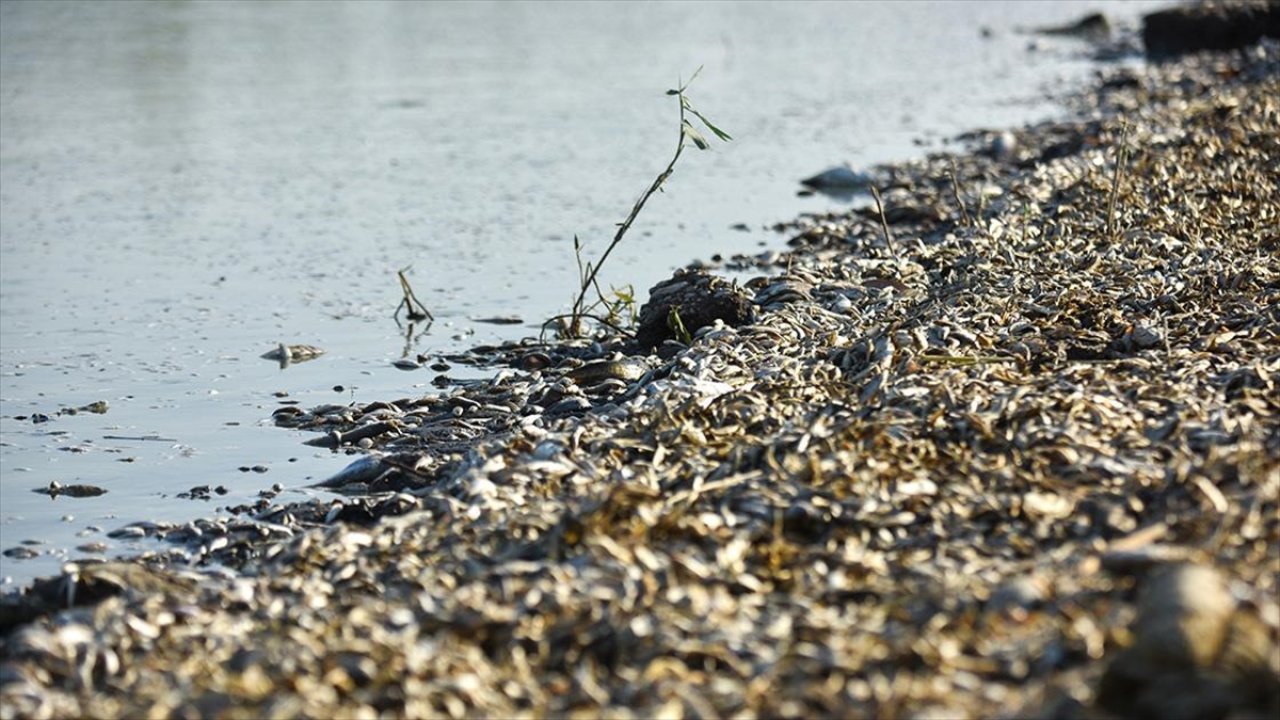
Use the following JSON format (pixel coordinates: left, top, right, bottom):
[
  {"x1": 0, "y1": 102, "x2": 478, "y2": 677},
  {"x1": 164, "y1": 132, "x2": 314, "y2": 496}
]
[
  {"x1": 1143, "y1": 2, "x2": 1280, "y2": 60},
  {"x1": 1035, "y1": 12, "x2": 1111, "y2": 41},
  {"x1": 177, "y1": 485, "x2": 213, "y2": 500},
  {"x1": 634, "y1": 270, "x2": 754, "y2": 350}
]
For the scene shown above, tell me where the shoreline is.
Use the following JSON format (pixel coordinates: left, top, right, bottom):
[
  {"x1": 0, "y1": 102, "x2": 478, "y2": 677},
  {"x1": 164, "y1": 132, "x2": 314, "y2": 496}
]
[
  {"x1": 3, "y1": 30, "x2": 1279, "y2": 720},
  {"x1": 0, "y1": 1, "x2": 1166, "y2": 592}
]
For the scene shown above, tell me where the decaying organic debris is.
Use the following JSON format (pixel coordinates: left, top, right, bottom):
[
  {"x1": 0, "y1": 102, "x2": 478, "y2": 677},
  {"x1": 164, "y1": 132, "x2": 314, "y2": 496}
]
[
  {"x1": 634, "y1": 271, "x2": 755, "y2": 351},
  {"x1": 2, "y1": 37, "x2": 1278, "y2": 720}
]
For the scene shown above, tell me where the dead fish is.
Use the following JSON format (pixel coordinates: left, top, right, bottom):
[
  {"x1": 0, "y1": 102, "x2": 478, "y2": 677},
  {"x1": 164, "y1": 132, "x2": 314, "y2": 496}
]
[
  {"x1": 313, "y1": 455, "x2": 389, "y2": 489},
  {"x1": 800, "y1": 165, "x2": 873, "y2": 191},
  {"x1": 568, "y1": 358, "x2": 651, "y2": 385}
]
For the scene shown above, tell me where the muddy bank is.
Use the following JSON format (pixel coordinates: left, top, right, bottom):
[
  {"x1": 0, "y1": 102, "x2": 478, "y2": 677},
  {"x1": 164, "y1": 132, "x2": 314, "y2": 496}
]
[{"x1": 3, "y1": 35, "x2": 1279, "y2": 720}]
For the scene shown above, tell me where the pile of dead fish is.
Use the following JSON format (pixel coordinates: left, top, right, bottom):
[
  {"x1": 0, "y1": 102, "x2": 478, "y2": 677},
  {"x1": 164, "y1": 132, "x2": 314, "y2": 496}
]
[{"x1": 2, "y1": 38, "x2": 1278, "y2": 720}]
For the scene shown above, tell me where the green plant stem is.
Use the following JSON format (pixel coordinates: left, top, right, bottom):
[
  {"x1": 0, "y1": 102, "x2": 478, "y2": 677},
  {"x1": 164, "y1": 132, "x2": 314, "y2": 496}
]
[{"x1": 569, "y1": 98, "x2": 689, "y2": 334}]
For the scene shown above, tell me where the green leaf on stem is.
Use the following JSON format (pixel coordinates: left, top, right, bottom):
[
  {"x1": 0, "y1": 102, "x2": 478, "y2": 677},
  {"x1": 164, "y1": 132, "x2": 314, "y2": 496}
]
[
  {"x1": 682, "y1": 121, "x2": 709, "y2": 150},
  {"x1": 689, "y1": 108, "x2": 732, "y2": 141}
]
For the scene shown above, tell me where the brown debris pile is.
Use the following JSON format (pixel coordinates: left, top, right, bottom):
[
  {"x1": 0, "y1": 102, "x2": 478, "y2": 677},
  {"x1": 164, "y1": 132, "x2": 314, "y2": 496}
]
[
  {"x1": 634, "y1": 271, "x2": 755, "y2": 351},
  {"x1": 2, "y1": 41, "x2": 1279, "y2": 720}
]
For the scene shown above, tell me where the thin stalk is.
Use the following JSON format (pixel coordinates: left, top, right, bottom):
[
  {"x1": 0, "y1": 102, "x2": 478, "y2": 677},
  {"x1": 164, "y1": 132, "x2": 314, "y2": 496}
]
[
  {"x1": 949, "y1": 159, "x2": 973, "y2": 227},
  {"x1": 570, "y1": 95, "x2": 690, "y2": 333},
  {"x1": 869, "y1": 186, "x2": 899, "y2": 259},
  {"x1": 1105, "y1": 121, "x2": 1131, "y2": 238},
  {"x1": 394, "y1": 267, "x2": 433, "y2": 322},
  {"x1": 544, "y1": 312, "x2": 636, "y2": 339}
]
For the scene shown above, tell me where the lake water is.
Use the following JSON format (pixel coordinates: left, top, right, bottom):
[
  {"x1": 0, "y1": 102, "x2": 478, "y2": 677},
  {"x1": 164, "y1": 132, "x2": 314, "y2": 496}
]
[{"x1": 0, "y1": 0, "x2": 1165, "y2": 587}]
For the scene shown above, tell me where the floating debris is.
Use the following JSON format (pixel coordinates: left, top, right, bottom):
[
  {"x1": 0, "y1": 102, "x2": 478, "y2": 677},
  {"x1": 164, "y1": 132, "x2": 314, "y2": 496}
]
[
  {"x1": 102, "y1": 434, "x2": 177, "y2": 442},
  {"x1": 52, "y1": 401, "x2": 110, "y2": 416},
  {"x1": 33, "y1": 481, "x2": 107, "y2": 498},
  {"x1": 471, "y1": 316, "x2": 525, "y2": 325},
  {"x1": 260, "y1": 343, "x2": 325, "y2": 368}
]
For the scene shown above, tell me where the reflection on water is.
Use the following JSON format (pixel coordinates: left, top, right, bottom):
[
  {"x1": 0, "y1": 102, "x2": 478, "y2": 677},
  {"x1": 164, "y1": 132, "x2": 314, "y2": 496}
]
[{"x1": 0, "y1": 0, "x2": 1164, "y2": 586}]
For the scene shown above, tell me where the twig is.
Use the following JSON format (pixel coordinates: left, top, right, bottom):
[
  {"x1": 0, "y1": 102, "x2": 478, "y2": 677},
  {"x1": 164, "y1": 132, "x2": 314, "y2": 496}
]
[
  {"x1": 394, "y1": 267, "x2": 434, "y2": 323},
  {"x1": 1105, "y1": 121, "x2": 1131, "y2": 238},
  {"x1": 949, "y1": 159, "x2": 973, "y2": 227},
  {"x1": 869, "y1": 186, "x2": 898, "y2": 258},
  {"x1": 542, "y1": 313, "x2": 636, "y2": 340}
]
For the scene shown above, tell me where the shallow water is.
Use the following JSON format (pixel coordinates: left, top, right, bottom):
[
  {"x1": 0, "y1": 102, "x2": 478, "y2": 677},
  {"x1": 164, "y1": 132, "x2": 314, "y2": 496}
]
[{"x1": 0, "y1": 0, "x2": 1165, "y2": 587}]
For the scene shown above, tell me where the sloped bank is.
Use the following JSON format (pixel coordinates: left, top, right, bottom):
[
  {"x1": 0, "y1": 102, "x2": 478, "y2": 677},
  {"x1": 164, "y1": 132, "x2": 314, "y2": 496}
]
[{"x1": 2, "y1": 42, "x2": 1278, "y2": 720}]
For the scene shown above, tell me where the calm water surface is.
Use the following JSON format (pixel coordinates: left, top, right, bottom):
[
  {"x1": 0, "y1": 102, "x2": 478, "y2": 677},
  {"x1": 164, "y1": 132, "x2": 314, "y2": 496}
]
[{"x1": 1, "y1": 1, "x2": 1164, "y2": 586}]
